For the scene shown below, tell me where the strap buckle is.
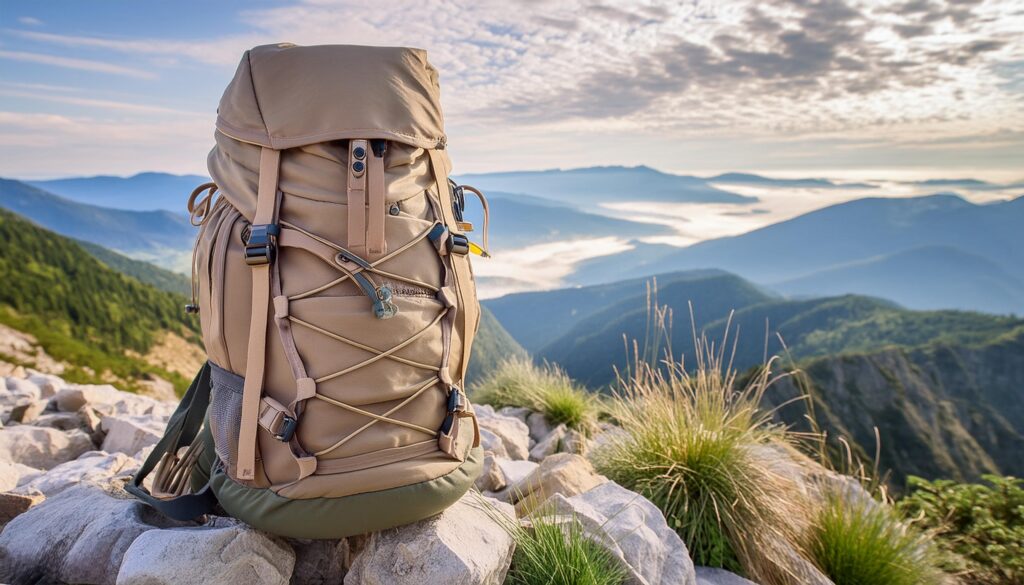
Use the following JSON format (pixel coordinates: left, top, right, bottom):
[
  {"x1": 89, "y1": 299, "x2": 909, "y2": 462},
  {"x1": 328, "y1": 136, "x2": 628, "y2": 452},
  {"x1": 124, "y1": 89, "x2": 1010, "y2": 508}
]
[
  {"x1": 449, "y1": 233, "x2": 470, "y2": 256},
  {"x1": 274, "y1": 415, "x2": 298, "y2": 442},
  {"x1": 244, "y1": 224, "x2": 280, "y2": 266},
  {"x1": 439, "y1": 386, "x2": 466, "y2": 436}
]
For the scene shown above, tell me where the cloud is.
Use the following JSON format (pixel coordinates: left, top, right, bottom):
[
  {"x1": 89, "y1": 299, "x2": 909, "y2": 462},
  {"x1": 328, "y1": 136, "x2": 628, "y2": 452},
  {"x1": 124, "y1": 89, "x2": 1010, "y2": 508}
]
[
  {"x1": 17, "y1": 17, "x2": 42, "y2": 27},
  {"x1": 0, "y1": 49, "x2": 156, "y2": 79},
  {"x1": 0, "y1": 89, "x2": 204, "y2": 115}
]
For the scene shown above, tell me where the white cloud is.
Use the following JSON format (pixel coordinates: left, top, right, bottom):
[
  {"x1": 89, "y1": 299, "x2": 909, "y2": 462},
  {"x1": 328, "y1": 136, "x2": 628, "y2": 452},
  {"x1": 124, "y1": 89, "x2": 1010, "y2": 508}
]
[
  {"x1": 0, "y1": 50, "x2": 156, "y2": 79},
  {"x1": 17, "y1": 17, "x2": 42, "y2": 27}
]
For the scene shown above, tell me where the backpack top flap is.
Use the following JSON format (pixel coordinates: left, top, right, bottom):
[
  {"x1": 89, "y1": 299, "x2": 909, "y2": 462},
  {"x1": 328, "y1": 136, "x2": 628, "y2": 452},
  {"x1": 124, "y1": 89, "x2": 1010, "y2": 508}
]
[{"x1": 216, "y1": 43, "x2": 446, "y2": 150}]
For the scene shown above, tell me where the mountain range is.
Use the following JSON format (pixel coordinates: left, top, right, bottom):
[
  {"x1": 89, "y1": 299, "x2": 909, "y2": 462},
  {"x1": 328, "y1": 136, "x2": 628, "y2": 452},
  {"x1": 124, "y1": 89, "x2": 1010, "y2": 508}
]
[
  {"x1": 486, "y1": 269, "x2": 1024, "y2": 484},
  {"x1": 29, "y1": 172, "x2": 209, "y2": 212}
]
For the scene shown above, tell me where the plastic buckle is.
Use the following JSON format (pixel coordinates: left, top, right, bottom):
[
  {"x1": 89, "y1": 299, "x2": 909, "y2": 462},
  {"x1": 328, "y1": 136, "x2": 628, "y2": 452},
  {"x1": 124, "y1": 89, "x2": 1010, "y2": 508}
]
[
  {"x1": 449, "y1": 233, "x2": 470, "y2": 256},
  {"x1": 244, "y1": 224, "x2": 279, "y2": 266},
  {"x1": 439, "y1": 387, "x2": 465, "y2": 435},
  {"x1": 274, "y1": 415, "x2": 298, "y2": 442}
]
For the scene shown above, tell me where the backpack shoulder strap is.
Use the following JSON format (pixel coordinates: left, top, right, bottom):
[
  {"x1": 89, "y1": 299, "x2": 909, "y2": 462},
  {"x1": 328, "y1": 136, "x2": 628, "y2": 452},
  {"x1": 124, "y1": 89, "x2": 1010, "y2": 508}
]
[{"x1": 126, "y1": 362, "x2": 219, "y2": 520}]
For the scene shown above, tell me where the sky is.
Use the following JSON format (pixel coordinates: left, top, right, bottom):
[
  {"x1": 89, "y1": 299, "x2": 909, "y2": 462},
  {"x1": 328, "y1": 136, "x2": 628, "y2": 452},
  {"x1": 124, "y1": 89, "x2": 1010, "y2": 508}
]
[{"x1": 1, "y1": 0, "x2": 1022, "y2": 181}]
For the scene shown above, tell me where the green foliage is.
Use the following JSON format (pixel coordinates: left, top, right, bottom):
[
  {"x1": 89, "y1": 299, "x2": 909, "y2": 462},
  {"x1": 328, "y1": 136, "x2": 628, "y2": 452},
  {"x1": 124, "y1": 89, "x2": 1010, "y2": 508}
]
[
  {"x1": 897, "y1": 475, "x2": 1024, "y2": 585},
  {"x1": 472, "y1": 356, "x2": 598, "y2": 433},
  {"x1": 78, "y1": 240, "x2": 191, "y2": 295},
  {"x1": 807, "y1": 493, "x2": 945, "y2": 585},
  {"x1": 506, "y1": 514, "x2": 627, "y2": 585},
  {"x1": 591, "y1": 344, "x2": 813, "y2": 583},
  {"x1": 0, "y1": 208, "x2": 200, "y2": 393}
]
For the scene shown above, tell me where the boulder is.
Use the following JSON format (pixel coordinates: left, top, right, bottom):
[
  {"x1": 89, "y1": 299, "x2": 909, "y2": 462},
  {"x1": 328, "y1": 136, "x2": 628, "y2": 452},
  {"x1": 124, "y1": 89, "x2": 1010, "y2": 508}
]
[
  {"x1": 27, "y1": 371, "x2": 65, "y2": 397},
  {"x1": 497, "y1": 406, "x2": 531, "y2": 423},
  {"x1": 0, "y1": 425, "x2": 94, "y2": 469},
  {"x1": 495, "y1": 458, "x2": 538, "y2": 486},
  {"x1": 0, "y1": 482, "x2": 191, "y2": 585},
  {"x1": 288, "y1": 538, "x2": 347, "y2": 585},
  {"x1": 0, "y1": 459, "x2": 42, "y2": 491},
  {"x1": 31, "y1": 411, "x2": 86, "y2": 431},
  {"x1": 0, "y1": 492, "x2": 44, "y2": 525},
  {"x1": 478, "y1": 427, "x2": 509, "y2": 458},
  {"x1": 696, "y1": 567, "x2": 759, "y2": 585},
  {"x1": 344, "y1": 495, "x2": 515, "y2": 585},
  {"x1": 536, "y1": 482, "x2": 697, "y2": 585},
  {"x1": 8, "y1": 399, "x2": 50, "y2": 423},
  {"x1": 14, "y1": 451, "x2": 135, "y2": 497},
  {"x1": 560, "y1": 428, "x2": 588, "y2": 455},
  {"x1": 510, "y1": 453, "x2": 607, "y2": 515},
  {"x1": 526, "y1": 411, "x2": 553, "y2": 443},
  {"x1": 117, "y1": 520, "x2": 295, "y2": 585},
  {"x1": 529, "y1": 423, "x2": 567, "y2": 461},
  {"x1": 475, "y1": 407, "x2": 530, "y2": 460},
  {"x1": 101, "y1": 415, "x2": 165, "y2": 456},
  {"x1": 476, "y1": 452, "x2": 506, "y2": 492},
  {"x1": 56, "y1": 384, "x2": 172, "y2": 417}
]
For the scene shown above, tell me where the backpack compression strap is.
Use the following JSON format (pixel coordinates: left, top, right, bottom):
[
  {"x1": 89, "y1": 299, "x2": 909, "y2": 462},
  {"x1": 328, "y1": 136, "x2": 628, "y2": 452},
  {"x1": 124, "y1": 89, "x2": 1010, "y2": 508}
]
[{"x1": 126, "y1": 363, "x2": 219, "y2": 520}]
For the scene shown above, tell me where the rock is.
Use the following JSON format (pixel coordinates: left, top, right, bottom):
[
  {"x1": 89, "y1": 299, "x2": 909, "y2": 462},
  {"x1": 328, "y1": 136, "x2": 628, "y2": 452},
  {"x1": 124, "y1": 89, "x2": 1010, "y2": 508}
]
[
  {"x1": 536, "y1": 482, "x2": 697, "y2": 585},
  {"x1": 475, "y1": 408, "x2": 530, "y2": 460},
  {"x1": 0, "y1": 459, "x2": 42, "y2": 491},
  {"x1": 31, "y1": 410, "x2": 86, "y2": 431},
  {"x1": 136, "y1": 374, "x2": 177, "y2": 402},
  {"x1": 80, "y1": 405, "x2": 106, "y2": 442},
  {"x1": 14, "y1": 451, "x2": 135, "y2": 497},
  {"x1": 695, "y1": 567, "x2": 759, "y2": 585},
  {"x1": 0, "y1": 425, "x2": 93, "y2": 469},
  {"x1": 0, "y1": 482, "x2": 190, "y2": 585},
  {"x1": 289, "y1": 538, "x2": 347, "y2": 585},
  {"x1": 3, "y1": 376, "x2": 40, "y2": 398},
  {"x1": 478, "y1": 427, "x2": 509, "y2": 458},
  {"x1": 510, "y1": 453, "x2": 607, "y2": 515},
  {"x1": 526, "y1": 411, "x2": 553, "y2": 443},
  {"x1": 495, "y1": 458, "x2": 538, "y2": 486},
  {"x1": 8, "y1": 399, "x2": 50, "y2": 423},
  {"x1": 56, "y1": 384, "x2": 172, "y2": 417},
  {"x1": 476, "y1": 452, "x2": 506, "y2": 492},
  {"x1": 560, "y1": 429, "x2": 588, "y2": 455},
  {"x1": 27, "y1": 371, "x2": 65, "y2": 397},
  {"x1": 117, "y1": 520, "x2": 295, "y2": 585},
  {"x1": 497, "y1": 406, "x2": 531, "y2": 423},
  {"x1": 0, "y1": 492, "x2": 44, "y2": 525},
  {"x1": 529, "y1": 423, "x2": 567, "y2": 462},
  {"x1": 101, "y1": 414, "x2": 165, "y2": 456},
  {"x1": 345, "y1": 495, "x2": 515, "y2": 585}
]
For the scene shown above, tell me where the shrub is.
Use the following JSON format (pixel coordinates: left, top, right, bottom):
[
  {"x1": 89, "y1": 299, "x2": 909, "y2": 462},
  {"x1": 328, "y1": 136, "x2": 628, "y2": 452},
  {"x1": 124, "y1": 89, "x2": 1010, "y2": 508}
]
[
  {"x1": 897, "y1": 475, "x2": 1024, "y2": 585},
  {"x1": 472, "y1": 356, "x2": 598, "y2": 434},
  {"x1": 807, "y1": 491, "x2": 946, "y2": 585},
  {"x1": 507, "y1": 514, "x2": 627, "y2": 585},
  {"x1": 590, "y1": 338, "x2": 814, "y2": 583}
]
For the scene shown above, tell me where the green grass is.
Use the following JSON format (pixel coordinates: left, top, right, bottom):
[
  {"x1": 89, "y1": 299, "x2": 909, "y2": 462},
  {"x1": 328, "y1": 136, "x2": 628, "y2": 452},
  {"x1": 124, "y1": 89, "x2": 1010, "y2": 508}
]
[
  {"x1": 897, "y1": 475, "x2": 1024, "y2": 585},
  {"x1": 808, "y1": 493, "x2": 945, "y2": 585},
  {"x1": 506, "y1": 513, "x2": 627, "y2": 585},
  {"x1": 472, "y1": 356, "x2": 598, "y2": 434},
  {"x1": 590, "y1": 337, "x2": 813, "y2": 583}
]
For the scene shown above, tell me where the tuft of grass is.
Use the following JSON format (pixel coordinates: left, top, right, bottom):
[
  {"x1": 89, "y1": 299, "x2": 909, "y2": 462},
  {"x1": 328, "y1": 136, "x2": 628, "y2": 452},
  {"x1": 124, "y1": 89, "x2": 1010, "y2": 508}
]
[
  {"x1": 591, "y1": 332, "x2": 814, "y2": 583},
  {"x1": 808, "y1": 492, "x2": 946, "y2": 585},
  {"x1": 472, "y1": 356, "x2": 598, "y2": 434},
  {"x1": 507, "y1": 514, "x2": 628, "y2": 585}
]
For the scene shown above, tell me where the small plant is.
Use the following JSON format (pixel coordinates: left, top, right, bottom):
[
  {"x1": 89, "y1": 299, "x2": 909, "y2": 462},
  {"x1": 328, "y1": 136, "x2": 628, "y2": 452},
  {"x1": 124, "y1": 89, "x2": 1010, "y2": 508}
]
[
  {"x1": 507, "y1": 514, "x2": 627, "y2": 585},
  {"x1": 897, "y1": 475, "x2": 1024, "y2": 585},
  {"x1": 807, "y1": 491, "x2": 946, "y2": 585},
  {"x1": 591, "y1": 330, "x2": 814, "y2": 583},
  {"x1": 472, "y1": 356, "x2": 598, "y2": 434}
]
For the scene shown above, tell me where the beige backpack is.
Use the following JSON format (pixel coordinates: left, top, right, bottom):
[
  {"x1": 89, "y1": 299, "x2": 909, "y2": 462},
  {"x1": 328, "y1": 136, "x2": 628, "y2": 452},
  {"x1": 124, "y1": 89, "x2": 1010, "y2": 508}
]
[{"x1": 129, "y1": 43, "x2": 488, "y2": 538}]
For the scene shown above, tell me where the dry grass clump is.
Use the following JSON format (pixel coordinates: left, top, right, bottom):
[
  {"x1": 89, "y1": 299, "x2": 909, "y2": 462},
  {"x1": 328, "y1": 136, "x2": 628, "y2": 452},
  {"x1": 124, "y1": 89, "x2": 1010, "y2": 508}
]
[{"x1": 472, "y1": 356, "x2": 598, "y2": 434}]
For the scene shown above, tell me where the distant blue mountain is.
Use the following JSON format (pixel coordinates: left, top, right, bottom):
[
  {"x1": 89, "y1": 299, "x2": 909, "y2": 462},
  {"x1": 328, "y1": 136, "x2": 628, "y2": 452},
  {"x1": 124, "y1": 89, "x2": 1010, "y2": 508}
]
[
  {"x1": 910, "y1": 178, "x2": 1024, "y2": 191},
  {"x1": 0, "y1": 178, "x2": 194, "y2": 272},
  {"x1": 708, "y1": 172, "x2": 876, "y2": 189},
  {"x1": 29, "y1": 172, "x2": 209, "y2": 212},
  {"x1": 456, "y1": 165, "x2": 757, "y2": 206}
]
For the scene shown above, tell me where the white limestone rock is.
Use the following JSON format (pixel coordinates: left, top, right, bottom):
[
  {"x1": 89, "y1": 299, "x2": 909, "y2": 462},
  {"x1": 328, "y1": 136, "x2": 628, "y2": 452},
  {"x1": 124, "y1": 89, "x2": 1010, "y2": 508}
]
[
  {"x1": 696, "y1": 567, "x2": 760, "y2": 585},
  {"x1": 474, "y1": 405, "x2": 530, "y2": 460},
  {"x1": 14, "y1": 450, "x2": 135, "y2": 497},
  {"x1": 529, "y1": 423, "x2": 567, "y2": 462},
  {"x1": 344, "y1": 495, "x2": 515, "y2": 585},
  {"x1": 0, "y1": 425, "x2": 93, "y2": 469},
  {"x1": 116, "y1": 520, "x2": 295, "y2": 585},
  {"x1": 536, "y1": 481, "x2": 697, "y2": 585},
  {"x1": 101, "y1": 414, "x2": 166, "y2": 456}
]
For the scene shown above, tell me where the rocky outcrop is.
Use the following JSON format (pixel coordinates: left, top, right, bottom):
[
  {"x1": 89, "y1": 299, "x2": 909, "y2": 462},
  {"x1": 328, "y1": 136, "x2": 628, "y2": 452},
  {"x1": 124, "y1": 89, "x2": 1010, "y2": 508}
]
[
  {"x1": 475, "y1": 405, "x2": 531, "y2": 460},
  {"x1": 0, "y1": 425, "x2": 93, "y2": 469},
  {"x1": 508, "y1": 453, "x2": 607, "y2": 515},
  {"x1": 696, "y1": 567, "x2": 759, "y2": 585}
]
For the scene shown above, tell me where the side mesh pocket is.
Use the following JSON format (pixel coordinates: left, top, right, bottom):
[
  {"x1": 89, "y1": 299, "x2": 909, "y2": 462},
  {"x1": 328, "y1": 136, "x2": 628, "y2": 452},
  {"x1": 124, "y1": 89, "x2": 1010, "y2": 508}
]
[{"x1": 208, "y1": 363, "x2": 245, "y2": 468}]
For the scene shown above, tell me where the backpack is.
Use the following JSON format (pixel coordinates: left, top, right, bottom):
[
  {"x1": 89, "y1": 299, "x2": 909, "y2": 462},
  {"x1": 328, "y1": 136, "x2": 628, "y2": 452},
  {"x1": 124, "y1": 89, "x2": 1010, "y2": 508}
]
[{"x1": 128, "y1": 43, "x2": 489, "y2": 539}]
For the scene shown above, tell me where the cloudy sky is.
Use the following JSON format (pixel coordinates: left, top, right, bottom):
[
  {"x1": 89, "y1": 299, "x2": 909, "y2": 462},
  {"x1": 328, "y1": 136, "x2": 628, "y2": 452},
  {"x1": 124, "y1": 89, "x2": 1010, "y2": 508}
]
[{"x1": 1, "y1": 0, "x2": 1022, "y2": 180}]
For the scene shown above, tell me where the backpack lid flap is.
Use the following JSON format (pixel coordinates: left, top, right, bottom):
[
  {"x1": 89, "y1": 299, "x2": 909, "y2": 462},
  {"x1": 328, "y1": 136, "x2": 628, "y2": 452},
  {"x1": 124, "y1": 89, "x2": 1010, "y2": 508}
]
[{"x1": 217, "y1": 43, "x2": 446, "y2": 150}]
